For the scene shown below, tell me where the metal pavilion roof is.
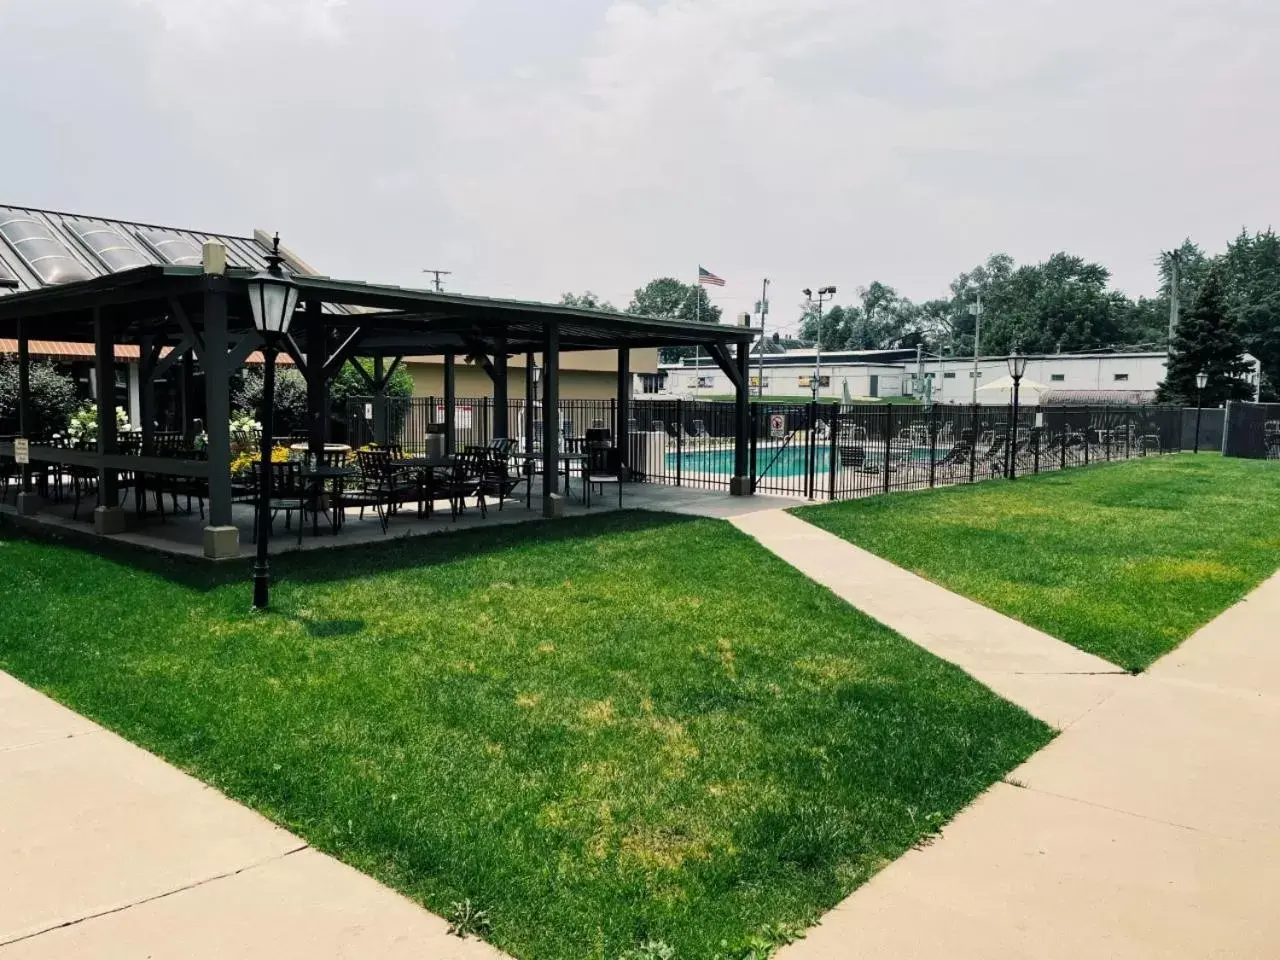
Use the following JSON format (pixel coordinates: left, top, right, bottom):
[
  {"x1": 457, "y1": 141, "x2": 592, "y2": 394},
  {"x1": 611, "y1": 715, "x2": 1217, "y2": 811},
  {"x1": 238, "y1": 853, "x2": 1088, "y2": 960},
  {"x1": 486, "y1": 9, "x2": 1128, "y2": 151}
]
[{"x1": 0, "y1": 264, "x2": 759, "y2": 357}]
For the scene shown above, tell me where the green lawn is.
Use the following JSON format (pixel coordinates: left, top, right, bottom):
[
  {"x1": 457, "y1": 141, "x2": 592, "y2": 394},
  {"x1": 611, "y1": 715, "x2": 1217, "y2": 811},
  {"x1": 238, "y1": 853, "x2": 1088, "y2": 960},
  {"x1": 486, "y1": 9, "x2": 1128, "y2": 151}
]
[
  {"x1": 794, "y1": 455, "x2": 1280, "y2": 671},
  {"x1": 0, "y1": 513, "x2": 1049, "y2": 960}
]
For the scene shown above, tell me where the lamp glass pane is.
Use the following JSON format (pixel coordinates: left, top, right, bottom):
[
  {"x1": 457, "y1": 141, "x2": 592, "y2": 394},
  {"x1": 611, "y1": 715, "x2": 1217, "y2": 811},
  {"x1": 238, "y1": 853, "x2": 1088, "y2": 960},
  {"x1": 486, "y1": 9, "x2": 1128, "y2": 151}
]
[{"x1": 247, "y1": 277, "x2": 298, "y2": 334}]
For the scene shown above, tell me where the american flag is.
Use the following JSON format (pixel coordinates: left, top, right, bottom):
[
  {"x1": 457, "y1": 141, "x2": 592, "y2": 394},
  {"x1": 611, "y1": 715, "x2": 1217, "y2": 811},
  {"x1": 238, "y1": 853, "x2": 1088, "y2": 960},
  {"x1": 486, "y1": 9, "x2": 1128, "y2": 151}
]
[{"x1": 698, "y1": 266, "x2": 726, "y2": 287}]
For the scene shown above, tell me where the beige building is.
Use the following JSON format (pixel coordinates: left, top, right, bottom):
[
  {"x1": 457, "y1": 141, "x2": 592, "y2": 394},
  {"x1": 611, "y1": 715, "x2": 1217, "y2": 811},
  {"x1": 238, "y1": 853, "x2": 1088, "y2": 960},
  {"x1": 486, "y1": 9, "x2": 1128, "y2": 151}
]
[{"x1": 404, "y1": 349, "x2": 658, "y2": 400}]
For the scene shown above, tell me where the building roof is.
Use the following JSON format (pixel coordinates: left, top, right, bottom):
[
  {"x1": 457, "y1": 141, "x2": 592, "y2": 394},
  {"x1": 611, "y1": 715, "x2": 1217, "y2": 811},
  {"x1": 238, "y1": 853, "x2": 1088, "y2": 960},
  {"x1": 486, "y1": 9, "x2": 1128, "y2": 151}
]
[
  {"x1": 1041, "y1": 389, "x2": 1157, "y2": 405},
  {"x1": 0, "y1": 338, "x2": 283, "y2": 366}
]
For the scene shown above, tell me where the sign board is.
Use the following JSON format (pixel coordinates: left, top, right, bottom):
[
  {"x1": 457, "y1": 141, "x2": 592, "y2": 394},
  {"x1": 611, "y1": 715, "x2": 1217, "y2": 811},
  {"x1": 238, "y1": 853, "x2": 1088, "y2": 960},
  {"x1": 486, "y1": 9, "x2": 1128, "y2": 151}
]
[
  {"x1": 364, "y1": 402, "x2": 374, "y2": 419},
  {"x1": 433, "y1": 403, "x2": 474, "y2": 429},
  {"x1": 13, "y1": 438, "x2": 29, "y2": 464},
  {"x1": 769, "y1": 413, "x2": 786, "y2": 439},
  {"x1": 749, "y1": 375, "x2": 768, "y2": 388}
]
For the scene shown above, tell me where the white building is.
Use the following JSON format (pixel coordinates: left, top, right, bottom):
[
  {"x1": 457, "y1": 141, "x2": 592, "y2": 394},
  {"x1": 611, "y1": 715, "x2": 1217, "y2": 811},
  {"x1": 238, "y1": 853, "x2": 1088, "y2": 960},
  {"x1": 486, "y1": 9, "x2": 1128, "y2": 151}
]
[{"x1": 657, "y1": 348, "x2": 1262, "y2": 405}]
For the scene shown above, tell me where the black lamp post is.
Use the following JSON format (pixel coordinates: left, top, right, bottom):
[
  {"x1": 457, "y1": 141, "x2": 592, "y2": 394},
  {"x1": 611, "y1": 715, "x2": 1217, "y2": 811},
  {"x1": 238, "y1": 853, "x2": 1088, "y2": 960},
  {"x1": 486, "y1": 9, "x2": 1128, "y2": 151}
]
[
  {"x1": 1006, "y1": 347, "x2": 1028, "y2": 479},
  {"x1": 247, "y1": 235, "x2": 300, "y2": 610},
  {"x1": 1194, "y1": 369, "x2": 1209, "y2": 454}
]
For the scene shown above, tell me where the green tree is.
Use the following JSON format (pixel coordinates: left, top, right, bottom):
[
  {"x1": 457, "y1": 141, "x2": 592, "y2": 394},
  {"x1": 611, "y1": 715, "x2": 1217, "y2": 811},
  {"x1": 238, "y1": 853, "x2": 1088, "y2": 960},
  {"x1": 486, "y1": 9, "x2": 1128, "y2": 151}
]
[
  {"x1": 330, "y1": 357, "x2": 415, "y2": 412},
  {"x1": 628, "y1": 278, "x2": 722, "y2": 363},
  {"x1": 1217, "y1": 229, "x2": 1280, "y2": 400},
  {"x1": 559, "y1": 291, "x2": 617, "y2": 312},
  {"x1": 0, "y1": 358, "x2": 79, "y2": 438},
  {"x1": 1156, "y1": 266, "x2": 1255, "y2": 405},
  {"x1": 232, "y1": 366, "x2": 310, "y2": 435}
]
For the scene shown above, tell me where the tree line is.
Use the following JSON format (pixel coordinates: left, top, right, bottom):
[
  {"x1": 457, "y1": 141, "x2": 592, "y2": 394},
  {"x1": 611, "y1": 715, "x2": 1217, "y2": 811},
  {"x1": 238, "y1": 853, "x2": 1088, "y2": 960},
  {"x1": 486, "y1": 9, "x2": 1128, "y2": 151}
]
[{"x1": 567, "y1": 229, "x2": 1280, "y2": 402}]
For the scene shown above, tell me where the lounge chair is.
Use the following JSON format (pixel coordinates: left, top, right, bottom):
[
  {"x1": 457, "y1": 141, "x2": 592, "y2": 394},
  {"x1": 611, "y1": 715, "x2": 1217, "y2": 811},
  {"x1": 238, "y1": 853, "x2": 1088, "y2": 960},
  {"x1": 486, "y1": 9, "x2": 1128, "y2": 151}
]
[
  {"x1": 814, "y1": 418, "x2": 831, "y2": 442},
  {"x1": 689, "y1": 419, "x2": 712, "y2": 444}
]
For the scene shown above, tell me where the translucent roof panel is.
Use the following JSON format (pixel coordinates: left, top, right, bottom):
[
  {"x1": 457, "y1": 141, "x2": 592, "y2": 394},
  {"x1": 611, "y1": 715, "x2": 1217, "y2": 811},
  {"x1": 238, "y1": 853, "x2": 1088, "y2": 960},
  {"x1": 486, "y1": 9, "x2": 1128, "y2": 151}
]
[
  {"x1": 0, "y1": 258, "x2": 17, "y2": 289},
  {"x1": 66, "y1": 219, "x2": 150, "y2": 273},
  {"x1": 135, "y1": 228, "x2": 203, "y2": 266},
  {"x1": 0, "y1": 213, "x2": 91, "y2": 285}
]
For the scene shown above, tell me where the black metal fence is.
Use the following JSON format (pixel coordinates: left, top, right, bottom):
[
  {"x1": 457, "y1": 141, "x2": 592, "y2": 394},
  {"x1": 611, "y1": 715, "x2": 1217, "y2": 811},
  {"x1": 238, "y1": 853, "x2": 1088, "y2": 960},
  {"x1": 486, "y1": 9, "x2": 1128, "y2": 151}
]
[
  {"x1": 1223, "y1": 401, "x2": 1280, "y2": 460},
  {"x1": 347, "y1": 396, "x2": 1186, "y2": 501}
]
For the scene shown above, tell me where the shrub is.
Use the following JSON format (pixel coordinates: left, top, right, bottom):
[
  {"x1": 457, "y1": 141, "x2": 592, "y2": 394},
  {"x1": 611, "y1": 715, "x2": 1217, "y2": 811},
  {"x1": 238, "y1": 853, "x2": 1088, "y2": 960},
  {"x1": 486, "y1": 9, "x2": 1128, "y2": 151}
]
[{"x1": 0, "y1": 358, "x2": 79, "y2": 438}]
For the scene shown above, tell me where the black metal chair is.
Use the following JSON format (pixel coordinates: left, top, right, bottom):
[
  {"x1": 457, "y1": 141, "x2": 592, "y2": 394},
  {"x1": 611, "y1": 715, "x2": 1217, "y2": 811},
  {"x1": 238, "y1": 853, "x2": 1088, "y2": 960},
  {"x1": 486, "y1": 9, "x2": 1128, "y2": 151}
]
[
  {"x1": 436, "y1": 447, "x2": 488, "y2": 521},
  {"x1": 347, "y1": 449, "x2": 416, "y2": 534},
  {"x1": 250, "y1": 460, "x2": 308, "y2": 545},
  {"x1": 584, "y1": 441, "x2": 624, "y2": 508}
]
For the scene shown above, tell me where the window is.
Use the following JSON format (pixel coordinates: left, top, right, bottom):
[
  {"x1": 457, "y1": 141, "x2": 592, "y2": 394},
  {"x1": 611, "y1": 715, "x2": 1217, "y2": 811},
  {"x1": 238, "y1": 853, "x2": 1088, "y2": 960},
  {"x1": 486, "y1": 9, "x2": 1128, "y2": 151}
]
[
  {"x1": 0, "y1": 213, "x2": 91, "y2": 285},
  {"x1": 749, "y1": 376, "x2": 769, "y2": 388},
  {"x1": 1050, "y1": 374, "x2": 1065, "y2": 382},
  {"x1": 943, "y1": 372, "x2": 956, "y2": 379},
  {"x1": 969, "y1": 370, "x2": 983, "y2": 378},
  {"x1": 798, "y1": 375, "x2": 830, "y2": 388},
  {"x1": 696, "y1": 376, "x2": 714, "y2": 388},
  {"x1": 66, "y1": 220, "x2": 149, "y2": 272},
  {"x1": 1113, "y1": 373, "x2": 1129, "y2": 382}
]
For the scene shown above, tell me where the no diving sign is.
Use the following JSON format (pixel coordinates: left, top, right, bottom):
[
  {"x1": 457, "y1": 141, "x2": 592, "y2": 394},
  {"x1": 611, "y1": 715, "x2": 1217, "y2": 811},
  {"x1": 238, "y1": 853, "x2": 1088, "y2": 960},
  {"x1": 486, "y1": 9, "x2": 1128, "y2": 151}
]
[
  {"x1": 769, "y1": 413, "x2": 786, "y2": 438},
  {"x1": 13, "y1": 438, "x2": 29, "y2": 464}
]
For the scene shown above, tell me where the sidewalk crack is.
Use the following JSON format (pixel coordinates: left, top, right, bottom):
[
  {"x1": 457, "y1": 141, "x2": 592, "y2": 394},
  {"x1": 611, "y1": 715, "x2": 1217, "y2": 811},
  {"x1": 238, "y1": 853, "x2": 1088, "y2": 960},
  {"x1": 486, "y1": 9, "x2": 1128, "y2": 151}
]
[{"x1": 0, "y1": 843, "x2": 310, "y2": 948}]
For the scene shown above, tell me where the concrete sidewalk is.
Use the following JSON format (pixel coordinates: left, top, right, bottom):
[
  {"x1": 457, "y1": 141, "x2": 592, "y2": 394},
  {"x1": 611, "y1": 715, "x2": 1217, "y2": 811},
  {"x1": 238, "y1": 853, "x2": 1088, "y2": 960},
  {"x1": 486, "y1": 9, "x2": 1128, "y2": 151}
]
[
  {"x1": 730, "y1": 509, "x2": 1280, "y2": 960},
  {"x1": 0, "y1": 671, "x2": 504, "y2": 959},
  {"x1": 731, "y1": 509, "x2": 1131, "y2": 728}
]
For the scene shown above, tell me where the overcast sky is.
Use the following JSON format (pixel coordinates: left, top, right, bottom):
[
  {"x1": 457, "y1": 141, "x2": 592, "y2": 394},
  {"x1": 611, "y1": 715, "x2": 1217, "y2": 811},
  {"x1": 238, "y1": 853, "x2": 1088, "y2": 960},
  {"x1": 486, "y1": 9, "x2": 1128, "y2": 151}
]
[{"x1": 3, "y1": 0, "x2": 1277, "y2": 335}]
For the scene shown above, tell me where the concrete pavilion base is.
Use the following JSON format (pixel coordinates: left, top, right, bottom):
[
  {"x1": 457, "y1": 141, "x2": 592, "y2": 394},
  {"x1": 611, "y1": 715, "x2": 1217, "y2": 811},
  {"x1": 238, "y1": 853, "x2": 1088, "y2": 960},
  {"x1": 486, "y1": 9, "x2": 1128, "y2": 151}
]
[
  {"x1": 202, "y1": 525, "x2": 241, "y2": 560},
  {"x1": 16, "y1": 491, "x2": 40, "y2": 516},
  {"x1": 92, "y1": 506, "x2": 126, "y2": 535},
  {"x1": 729, "y1": 475, "x2": 753, "y2": 497},
  {"x1": 541, "y1": 493, "x2": 565, "y2": 518}
]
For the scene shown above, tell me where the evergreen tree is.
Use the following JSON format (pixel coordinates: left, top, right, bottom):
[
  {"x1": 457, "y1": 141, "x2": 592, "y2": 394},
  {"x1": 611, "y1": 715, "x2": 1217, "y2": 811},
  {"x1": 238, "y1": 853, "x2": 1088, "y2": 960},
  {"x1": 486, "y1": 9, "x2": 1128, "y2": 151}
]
[{"x1": 1156, "y1": 266, "x2": 1255, "y2": 406}]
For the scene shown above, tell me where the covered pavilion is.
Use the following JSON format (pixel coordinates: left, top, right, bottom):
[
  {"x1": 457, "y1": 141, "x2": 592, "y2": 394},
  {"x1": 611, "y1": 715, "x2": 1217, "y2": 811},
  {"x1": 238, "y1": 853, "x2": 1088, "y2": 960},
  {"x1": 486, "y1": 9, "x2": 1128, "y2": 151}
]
[{"x1": 0, "y1": 244, "x2": 758, "y2": 558}]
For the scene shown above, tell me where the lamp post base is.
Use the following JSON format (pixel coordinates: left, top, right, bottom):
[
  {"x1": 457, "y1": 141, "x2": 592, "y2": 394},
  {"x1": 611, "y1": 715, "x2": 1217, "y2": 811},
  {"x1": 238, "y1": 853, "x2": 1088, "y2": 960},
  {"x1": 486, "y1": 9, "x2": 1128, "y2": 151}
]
[{"x1": 252, "y1": 561, "x2": 271, "y2": 609}]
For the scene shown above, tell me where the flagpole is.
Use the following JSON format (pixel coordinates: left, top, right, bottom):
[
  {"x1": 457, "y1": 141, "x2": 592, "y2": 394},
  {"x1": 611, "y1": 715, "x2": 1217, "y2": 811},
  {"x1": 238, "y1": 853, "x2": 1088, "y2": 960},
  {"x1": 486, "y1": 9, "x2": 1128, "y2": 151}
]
[{"x1": 694, "y1": 268, "x2": 702, "y2": 400}]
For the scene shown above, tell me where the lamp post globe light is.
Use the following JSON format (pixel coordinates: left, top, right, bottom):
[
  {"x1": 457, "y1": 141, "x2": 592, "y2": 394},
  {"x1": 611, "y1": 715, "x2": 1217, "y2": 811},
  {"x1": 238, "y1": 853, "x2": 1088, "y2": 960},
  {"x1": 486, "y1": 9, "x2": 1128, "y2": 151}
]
[
  {"x1": 247, "y1": 234, "x2": 300, "y2": 610},
  {"x1": 1194, "y1": 369, "x2": 1209, "y2": 454},
  {"x1": 804, "y1": 286, "x2": 837, "y2": 402},
  {"x1": 1006, "y1": 347, "x2": 1028, "y2": 479}
]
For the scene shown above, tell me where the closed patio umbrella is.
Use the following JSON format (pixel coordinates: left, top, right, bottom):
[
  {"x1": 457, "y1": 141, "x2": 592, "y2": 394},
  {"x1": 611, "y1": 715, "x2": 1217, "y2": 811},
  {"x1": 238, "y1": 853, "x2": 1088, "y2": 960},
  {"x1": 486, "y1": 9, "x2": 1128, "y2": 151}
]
[{"x1": 976, "y1": 375, "x2": 1051, "y2": 405}]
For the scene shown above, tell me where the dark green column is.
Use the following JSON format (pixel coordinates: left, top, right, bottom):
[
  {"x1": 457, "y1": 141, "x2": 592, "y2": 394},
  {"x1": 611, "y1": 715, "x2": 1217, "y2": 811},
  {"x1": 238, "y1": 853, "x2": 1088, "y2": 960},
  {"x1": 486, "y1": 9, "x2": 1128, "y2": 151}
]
[
  {"x1": 541, "y1": 325, "x2": 561, "y2": 516},
  {"x1": 443, "y1": 352, "x2": 456, "y2": 454}
]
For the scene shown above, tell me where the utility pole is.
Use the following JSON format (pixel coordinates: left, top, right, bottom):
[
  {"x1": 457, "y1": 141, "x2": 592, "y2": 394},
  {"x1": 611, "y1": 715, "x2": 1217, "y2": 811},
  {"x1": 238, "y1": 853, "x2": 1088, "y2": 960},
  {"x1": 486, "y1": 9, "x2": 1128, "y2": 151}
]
[
  {"x1": 969, "y1": 291, "x2": 984, "y2": 404},
  {"x1": 1166, "y1": 249, "x2": 1181, "y2": 357},
  {"x1": 916, "y1": 343, "x2": 924, "y2": 401},
  {"x1": 757, "y1": 278, "x2": 770, "y2": 399},
  {"x1": 422, "y1": 268, "x2": 452, "y2": 292},
  {"x1": 804, "y1": 286, "x2": 837, "y2": 402}
]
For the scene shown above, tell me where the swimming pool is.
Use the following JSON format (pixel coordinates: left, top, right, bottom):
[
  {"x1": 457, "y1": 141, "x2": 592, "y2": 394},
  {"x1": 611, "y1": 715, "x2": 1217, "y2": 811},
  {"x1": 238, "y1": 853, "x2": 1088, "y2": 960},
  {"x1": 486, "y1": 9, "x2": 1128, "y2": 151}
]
[{"x1": 667, "y1": 443, "x2": 944, "y2": 478}]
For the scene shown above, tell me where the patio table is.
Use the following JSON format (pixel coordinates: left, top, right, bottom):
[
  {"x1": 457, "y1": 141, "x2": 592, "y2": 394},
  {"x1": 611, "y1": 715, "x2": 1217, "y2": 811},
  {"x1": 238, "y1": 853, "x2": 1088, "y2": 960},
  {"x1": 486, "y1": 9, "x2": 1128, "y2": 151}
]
[
  {"x1": 300, "y1": 465, "x2": 358, "y2": 535},
  {"x1": 511, "y1": 451, "x2": 587, "y2": 504},
  {"x1": 389, "y1": 455, "x2": 456, "y2": 518}
]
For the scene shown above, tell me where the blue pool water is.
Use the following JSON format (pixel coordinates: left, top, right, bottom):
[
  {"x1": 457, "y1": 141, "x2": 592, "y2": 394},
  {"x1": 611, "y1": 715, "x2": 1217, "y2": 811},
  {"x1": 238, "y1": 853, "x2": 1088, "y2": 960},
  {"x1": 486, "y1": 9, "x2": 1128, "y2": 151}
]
[{"x1": 667, "y1": 444, "x2": 941, "y2": 478}]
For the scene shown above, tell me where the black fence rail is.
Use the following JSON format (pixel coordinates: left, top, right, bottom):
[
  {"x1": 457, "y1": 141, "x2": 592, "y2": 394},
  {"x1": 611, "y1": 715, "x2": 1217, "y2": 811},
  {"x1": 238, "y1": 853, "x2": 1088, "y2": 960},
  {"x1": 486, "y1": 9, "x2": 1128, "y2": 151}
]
[
  {"x1": 1223, "y1": 401, "x2": 1280, "y2": 460},
  {"x1": 347, "y1": 395, "x2": 1187, "y2": 501}
]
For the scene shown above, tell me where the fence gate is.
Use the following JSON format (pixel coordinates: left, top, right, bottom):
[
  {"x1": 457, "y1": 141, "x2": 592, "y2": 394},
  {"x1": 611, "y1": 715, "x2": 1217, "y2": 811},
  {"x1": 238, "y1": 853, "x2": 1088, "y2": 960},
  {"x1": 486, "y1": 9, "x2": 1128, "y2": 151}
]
[{"x1": 749, "y1": 403, "x2": 820, "y2": 498}]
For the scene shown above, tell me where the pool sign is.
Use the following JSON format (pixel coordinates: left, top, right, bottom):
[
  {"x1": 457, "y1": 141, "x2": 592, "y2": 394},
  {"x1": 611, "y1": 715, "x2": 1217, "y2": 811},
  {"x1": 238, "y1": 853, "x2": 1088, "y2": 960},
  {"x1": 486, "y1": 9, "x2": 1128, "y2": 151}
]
[
  {"x1": 13, "y1": 438, "x2": 29, "y2": 464},
  {"x1": 769, "y1": 413, "x2": 786, "y2": 438}
]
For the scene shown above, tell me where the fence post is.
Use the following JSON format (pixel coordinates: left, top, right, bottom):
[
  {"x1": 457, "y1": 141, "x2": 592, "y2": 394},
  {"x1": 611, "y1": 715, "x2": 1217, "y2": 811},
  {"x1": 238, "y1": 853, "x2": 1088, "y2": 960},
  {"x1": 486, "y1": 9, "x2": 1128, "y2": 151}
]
[
  {"x1": 750, "y1": 405, "x2": 759, "y2": 493},
  {"x1": 968, "y1": 402, "x2": 978, "y2": 483},
  {"x1": 827, "y1": 408, "x2": 839, "y2": 500},
  {"x1": 1104, "y1": 405, "x2": 1111, "y2": 461},
  {"x1": 1084, "y1": 408, "x2": 1091, "y2": 466},
  {"x1": 928, "y1": 404, "x2": 938, "y2": 488},
  {"x1": 805, "y1": 401, "x2": 817, "y2": 500},
  {"x1": 1033, "y1": 414, "x2": 1041, "y2": 474},
  {"x1": 883, "y1": 403, "x2": 893, "y2": 494},
  {"x1": 675, "y1": 398, "x2": 683, "y2": 487}
]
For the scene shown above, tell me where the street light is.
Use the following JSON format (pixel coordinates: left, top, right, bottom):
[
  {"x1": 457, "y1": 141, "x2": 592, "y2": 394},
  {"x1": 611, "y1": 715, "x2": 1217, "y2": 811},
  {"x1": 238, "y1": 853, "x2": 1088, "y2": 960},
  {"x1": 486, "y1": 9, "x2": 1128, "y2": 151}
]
[
  {"x1": 1006, "y1": 347, "x2": 1028, "y2": 479},
  {"x1": 247, "y1": 234, "x2": 299, "y2": 610},
  {"x1": 1194, "y1": 369, "x2": 1209, "y2": 454},
  {"x1": 804, "y1": 285, "x2": 837, "y2": 402}
]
